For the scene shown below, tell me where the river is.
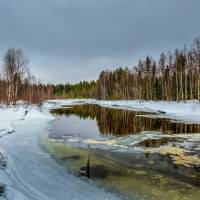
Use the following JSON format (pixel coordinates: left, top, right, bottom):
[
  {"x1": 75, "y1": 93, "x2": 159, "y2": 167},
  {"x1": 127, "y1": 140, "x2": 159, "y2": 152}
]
[{"x1": 0, "y1": 103, "x2": 200, "y2": 200}]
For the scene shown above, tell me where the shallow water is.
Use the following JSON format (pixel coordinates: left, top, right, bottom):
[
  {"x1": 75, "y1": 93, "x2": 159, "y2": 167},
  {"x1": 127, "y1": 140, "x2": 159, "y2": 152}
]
[
  {"x1": 42, "y1": 139, "x2": 200, "y2": 200},
  {"x1": 45, "y1": 104, "x2": 200, "y2": 200}
]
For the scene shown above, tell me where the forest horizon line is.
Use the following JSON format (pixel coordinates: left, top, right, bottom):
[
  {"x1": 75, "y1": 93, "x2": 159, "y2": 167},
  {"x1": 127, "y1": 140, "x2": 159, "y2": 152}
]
[{"x1": 1, "y1": 36, "x2": 200, "y2": 103}]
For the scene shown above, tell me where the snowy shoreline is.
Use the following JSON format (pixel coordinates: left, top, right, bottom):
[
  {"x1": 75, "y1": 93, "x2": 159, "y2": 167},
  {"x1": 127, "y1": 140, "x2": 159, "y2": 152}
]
[{"x1": 0, "y1": 104, "x2": 52, "y2": 138}]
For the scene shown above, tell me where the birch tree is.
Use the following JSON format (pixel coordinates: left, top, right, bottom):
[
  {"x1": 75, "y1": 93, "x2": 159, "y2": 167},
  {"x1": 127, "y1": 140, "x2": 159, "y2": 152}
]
[{"x1": 3, "y1": 48, "x2": 29, "y2": 102}]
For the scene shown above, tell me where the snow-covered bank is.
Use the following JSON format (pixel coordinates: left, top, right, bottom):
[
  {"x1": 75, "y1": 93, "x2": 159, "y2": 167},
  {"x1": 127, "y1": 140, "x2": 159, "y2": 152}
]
[
  {"x1": 45, "y1": 99, "x2": 200, "y2": 124},
  {"x1": 0, "y1": 107, "x2": 27, "y2": 137},
  {"x1": 0, "y1": 102, "x2": 54, "y2": 137},
  {"x1": 0, "y1": 105, "x2": 121, "y2": 200}
]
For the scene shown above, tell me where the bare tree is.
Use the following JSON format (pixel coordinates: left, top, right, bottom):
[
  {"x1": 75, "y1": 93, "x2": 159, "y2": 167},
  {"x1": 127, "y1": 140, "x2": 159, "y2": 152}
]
[{"x1": 3, "y1": 48, "x2": 29, "y2": 102}]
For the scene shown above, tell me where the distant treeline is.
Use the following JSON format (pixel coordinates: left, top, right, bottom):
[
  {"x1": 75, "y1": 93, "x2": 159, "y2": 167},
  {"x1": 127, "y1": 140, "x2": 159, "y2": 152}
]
[
  {"x1": 54, "y1": 37, "x2": 200, "y2": 101},
  {"x1": 0, "y1": 48, "x2": 53, "y2": 104},
  {"x1": 2, "y1": 36, "x2": 200, "y2": 103},
  {"x1": 53, "y1": 81, "x2": 96, "y2": 98}
]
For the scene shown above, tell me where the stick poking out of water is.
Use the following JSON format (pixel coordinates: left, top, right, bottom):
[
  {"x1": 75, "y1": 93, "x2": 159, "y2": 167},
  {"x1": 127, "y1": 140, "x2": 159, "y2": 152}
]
[{"x1": 86, "y1": 144, "x2": 90, "y2": 178}]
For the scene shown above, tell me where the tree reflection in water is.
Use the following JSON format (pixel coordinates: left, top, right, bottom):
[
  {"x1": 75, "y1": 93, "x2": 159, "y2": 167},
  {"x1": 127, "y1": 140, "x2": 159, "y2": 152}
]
[{"x1": 51, "y1": 104, "x2": 200, "y2": 136}]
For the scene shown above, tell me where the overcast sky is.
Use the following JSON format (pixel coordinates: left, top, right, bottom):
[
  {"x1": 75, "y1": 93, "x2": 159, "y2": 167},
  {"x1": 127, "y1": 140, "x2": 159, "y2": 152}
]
[{"x1": 0, "y1": 0, "x2": 200, "y2": 83}]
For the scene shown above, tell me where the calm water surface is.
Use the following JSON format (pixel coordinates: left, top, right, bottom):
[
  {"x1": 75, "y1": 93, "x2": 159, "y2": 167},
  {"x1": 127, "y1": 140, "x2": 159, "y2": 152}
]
[
  {"x1": 41, "y1": 104, "x2": 200, "y2": 200},
  {"x1": 50, "y1": 104, "x2": 200, "y2": 138}
]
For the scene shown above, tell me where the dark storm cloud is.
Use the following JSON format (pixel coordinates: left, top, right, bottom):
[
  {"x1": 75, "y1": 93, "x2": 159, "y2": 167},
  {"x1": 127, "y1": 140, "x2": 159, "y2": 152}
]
[{"x1": 0, "y1": 0, "x2": 200, "y2": 83}]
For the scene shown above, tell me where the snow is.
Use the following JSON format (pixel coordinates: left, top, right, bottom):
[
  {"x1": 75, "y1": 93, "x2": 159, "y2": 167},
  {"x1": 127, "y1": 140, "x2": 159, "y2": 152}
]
[
  {"x1": 0, "y1": 104, "x2": 121, "y2": 200},
  {"x1": 45, "y1": 99, "x2": 200, "y2": 124},
  {"x1": 0, "y1": 107, "x2": 26, "y2": 137},
  {"x1": 0, "y1": 104, "x2": 56, "y2": 137}
]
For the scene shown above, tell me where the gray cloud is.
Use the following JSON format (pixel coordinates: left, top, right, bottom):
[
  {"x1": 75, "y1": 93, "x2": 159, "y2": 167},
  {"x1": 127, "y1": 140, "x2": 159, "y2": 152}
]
[{"x1": 0, "y1": 0, "x2": 200, "y2": 83}]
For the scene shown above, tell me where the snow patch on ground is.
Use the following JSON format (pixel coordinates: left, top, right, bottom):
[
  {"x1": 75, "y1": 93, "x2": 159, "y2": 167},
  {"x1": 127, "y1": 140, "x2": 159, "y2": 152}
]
[
  {"x1": 0, "y1": 105, "x2": 54, "y2": 137},
  {"x1": 0, "y1": 107, "x2": 26, "y2": 137}
]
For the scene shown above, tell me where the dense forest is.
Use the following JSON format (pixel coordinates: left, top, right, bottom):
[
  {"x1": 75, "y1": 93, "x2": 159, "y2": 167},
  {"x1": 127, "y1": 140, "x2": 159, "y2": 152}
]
[
  {"x1": 1, "y1": 37, "x2": 200, "y2": 103},
  {"x1": 96, "y1": 38, "x2": 200, "y2": 101},
  {"x1": 53, "y1": 81, "x2": 96, "y2": 98},
  {"x1": 54, "y1": 37, "x2": 200, "y2": 101}
]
